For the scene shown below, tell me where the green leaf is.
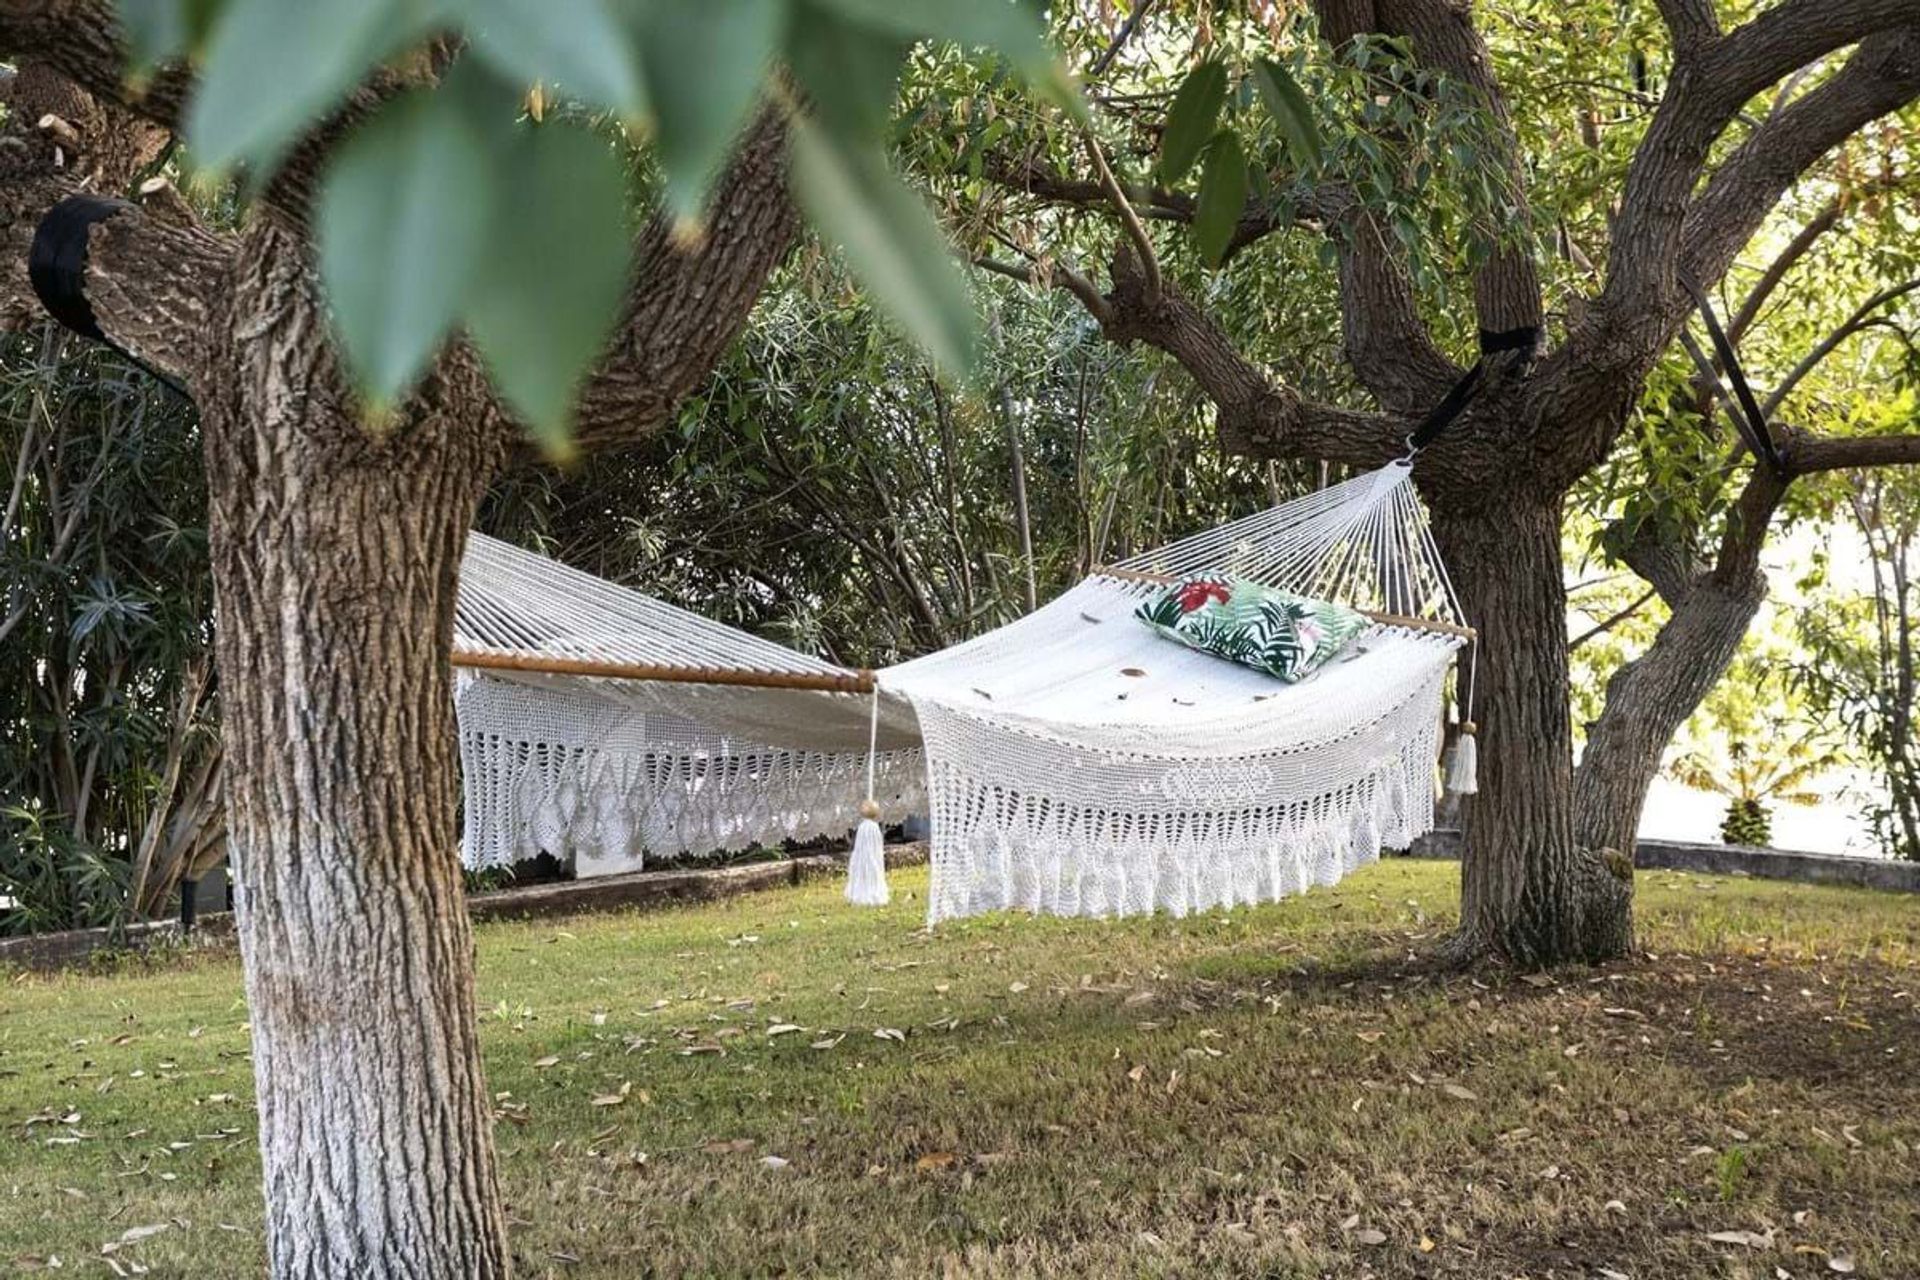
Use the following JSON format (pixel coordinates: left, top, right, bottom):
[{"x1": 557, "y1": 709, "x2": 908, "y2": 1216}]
[
  {"x1": 810, "y1": 0, "x2": 1079, "y2": 116},
  {"x1": 186, "y1": 0, "x2": 428, "y2": 173},
  {"x1": 464, "y1": 0, "x2": 644, "y2": 115},
  {"x1": 784, "y1": 0, "x2": 909, "y2": 139},
  {"x1": 790, "y1": 117, "x2": 975, "y2": 375},
  {"x1": 463, "y1": 124, "x2": 632, "y2": 455},
  {"x1": 812, "y1": 0, "x2": 1045, "y2": 72},
  {"x1": 118, "y1": 0, "x2": 224, "y2": 76},
  {"x1": 1192, "y1": 130, "x2": 1247, "y2": 267},
  {"x1": 637, "y1": 0, "x2": 785, "y2": 225},
  {"x1": 1156, "y1": 61, "x2": 1227, "y2": 187},
  {"x1": 1251, "y1": 59, "x2": 1323, "y2": 172},
  {"x1": 317, "y1": 91, "x2": 496, "y2": 409}
]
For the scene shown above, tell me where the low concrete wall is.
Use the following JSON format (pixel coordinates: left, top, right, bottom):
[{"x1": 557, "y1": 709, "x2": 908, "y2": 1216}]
[
  {"x1": 1410, "y1": 829, "x2": 1920, "y2": 893},
  {"x1": 1, "y1": 842, "x2": 930, "y2": 974}
]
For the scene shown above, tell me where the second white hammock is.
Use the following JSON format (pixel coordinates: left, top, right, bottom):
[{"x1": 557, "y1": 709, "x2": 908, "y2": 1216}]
[{"x1": 453, "y1": 461, "x2": 1469, "y2": 923}]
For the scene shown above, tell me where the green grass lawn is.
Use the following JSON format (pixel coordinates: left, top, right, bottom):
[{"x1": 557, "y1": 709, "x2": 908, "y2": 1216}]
[{"x1": 4, "y1": 860, "x2": 1919, "y2": 1278}]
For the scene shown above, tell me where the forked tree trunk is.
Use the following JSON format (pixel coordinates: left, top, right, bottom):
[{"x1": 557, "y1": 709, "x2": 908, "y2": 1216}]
[
  {"x1": 1572, "y1": 575, "x2": 1765, "y2": 853},
  {"x1": 1431, "y1": 485, "x2": 1633, "y2": 965},
  {"x1": 203, "y1": 224, "x2": 512, "y2": 1279}
]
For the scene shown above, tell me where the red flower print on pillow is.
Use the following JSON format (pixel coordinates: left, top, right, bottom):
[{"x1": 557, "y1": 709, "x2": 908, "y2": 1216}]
[{"x1": 1175, "y1": 578, "x2": 1232, "y2": 613}]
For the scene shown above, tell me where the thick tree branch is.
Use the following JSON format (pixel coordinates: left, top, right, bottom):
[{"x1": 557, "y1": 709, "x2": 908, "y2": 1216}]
[
  {"x1": 1654, "y1": 0, "x2": 1721, "y2": 56},
  {"x1": 1788, "y1": 432, "x2": 1920, "y2": 475},
  {"x1": 1600, "y1": 9, "x2": 1919, "y2": 333},
  {"x1": 0, "y1": 1, "x2": 454, "y2": 221},
  {"x1": 1371, "y1": 0, "x2": 1545, "y2": 339},
  {"x1": 0, "y1": 0, "x2": 189, "y2": 133},
  {"x1": 1311, "y1": 0, "x2": 1463, "y2": 413},
  {"x1": 1681, "y1": 30, "x2": 1920, "y2": 293},
  {"x1": 1616, "y1": 523, "x2": 1702, "y2": 609},
  {"x1": 566, "y1": 110, "x2": 799, "y2": 458},
  {"x1": 1099, "y1": 250, "x2": 1407, "y2": 470},
  {"x1": 0, "y1": 61, "x2": 231, "y2": 387},
  {"x1": 1706, "y1": 464, "x2": 1788, "y2": 592}
]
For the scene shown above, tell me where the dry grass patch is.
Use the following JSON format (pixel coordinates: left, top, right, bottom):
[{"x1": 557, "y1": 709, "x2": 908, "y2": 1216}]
[{"x1": 3, "y1": 860, "x2": 1917, "y2": 1277}]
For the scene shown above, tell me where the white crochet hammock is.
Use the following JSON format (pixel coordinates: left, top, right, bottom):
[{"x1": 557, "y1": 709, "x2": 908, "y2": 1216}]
[{"x1": 453, "y1": 460, "x2": 1476, "y2": 923}]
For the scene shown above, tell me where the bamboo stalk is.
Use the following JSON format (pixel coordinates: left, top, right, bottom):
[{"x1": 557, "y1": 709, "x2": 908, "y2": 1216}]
[
  {"x1": 1090, "y1": 565, "x2": 1479, "y2": 641},
  {"x1": 451, "y1": 647, "x2": 877, "y2": 694}
]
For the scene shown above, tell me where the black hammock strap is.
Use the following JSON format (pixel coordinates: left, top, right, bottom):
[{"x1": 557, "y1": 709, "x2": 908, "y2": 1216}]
[
  {"x1": 29, "y1": 194, "x2": 192, "y2": 400},
  {"x1": 1677, "y1": 272, "x2": 1789, "y2": 480},
  {"x1": 1405, "y1": 324, "x2": 1540, "y2": 453}
]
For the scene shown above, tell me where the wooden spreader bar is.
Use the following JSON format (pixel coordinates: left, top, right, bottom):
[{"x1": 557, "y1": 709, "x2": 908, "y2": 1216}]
[
  {"x1": 1091, "y1": 565, "x2": 1478, "y2": 642},
  {"x1": 451, "y1": 647, "x2": 877, "y2": 694}
]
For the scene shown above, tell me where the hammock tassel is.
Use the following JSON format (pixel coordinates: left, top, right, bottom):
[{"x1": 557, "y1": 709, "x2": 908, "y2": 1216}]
[
  {"x1": 845, "y1": 686, "x2": 890, "y2": 906},
  {"x1": 846, "y1": 800, "x2": 890, "y2": 906},
  {"x1": 1446, "y1": 722, "x2": 1479, "y2": 796}
]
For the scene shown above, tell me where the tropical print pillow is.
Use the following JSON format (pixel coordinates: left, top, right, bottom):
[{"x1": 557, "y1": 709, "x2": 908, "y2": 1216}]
[{"x1": 1134, "y1": 575, "x2": 1369, "y2": 683}]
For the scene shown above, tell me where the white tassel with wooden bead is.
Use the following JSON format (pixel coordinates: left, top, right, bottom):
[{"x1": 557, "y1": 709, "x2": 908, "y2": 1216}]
[
  {"x1": 1444, "y1": 647, "x2": 1480, "y2": 797},
  {"x1": 1445, "y1": 721, "x2": 1478, "y2": 796},
  {"x1": 845, "y1": 688, "x2": 890, "y2": 906}
]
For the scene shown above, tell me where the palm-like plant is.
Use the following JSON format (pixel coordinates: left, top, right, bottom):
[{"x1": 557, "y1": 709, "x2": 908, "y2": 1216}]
[{"x1": 1669, "y1": 730, "x2": 1839, "y2": 848}]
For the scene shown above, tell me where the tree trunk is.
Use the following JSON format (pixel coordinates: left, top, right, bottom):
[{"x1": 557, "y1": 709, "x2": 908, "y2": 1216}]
[
  {"x1": 1432, "y1": 486, "x2": 1633, "y2": 965},
  {"x1": 205, "y1": 223, "x2": 513, "y2": 1279},
  {"x1": 1572, "y1": 575, "x2": 1765, "y2": 853}
]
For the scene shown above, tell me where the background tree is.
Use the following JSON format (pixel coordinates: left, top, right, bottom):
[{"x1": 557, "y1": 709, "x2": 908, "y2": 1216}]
[
  {"x1": 1796, "y1": 470, "x2": 1920, "y2": 857},
  {"x1": 1667, "y1": 681, "x2": 1839, "y2": 847},
  {"x1": 0, "y1": 332, "x2": 220, "y2": 933},
  {"x1": 481, "y1": 269, "x2": 1298, "y2": 663}
]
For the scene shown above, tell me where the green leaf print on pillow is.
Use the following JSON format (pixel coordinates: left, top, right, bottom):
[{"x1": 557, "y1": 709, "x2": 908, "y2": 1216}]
[{"x1": 1132, "y1": 574, "x2": 1368, "y2": 682}]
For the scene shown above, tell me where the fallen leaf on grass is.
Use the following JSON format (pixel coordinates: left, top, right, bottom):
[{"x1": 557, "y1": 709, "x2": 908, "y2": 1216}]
[
  {"x1": 533, "y1": 1056, "x2": 561, "y2": 1069},
  {"x1": 1354, "y1": 1228, "x2": 1388, "y2": 1246},
  {"x1": 759, "y1": 1155, "x2": 790, "y2": 1170},
  {"x1": 1442, "y1": 1083, "x2": 1478, "y2": 1101},
  {"x1": 873, "y1": 1028, "x2": 906, "y2": 1043},
  {"x1": 1828, "y1": 1251, "x2": 1857, "y2": 1273},
  {"x1": 101, "y1": 1224, "x2": 168, "y2": 1254},
  {"x1": 915, "y1": 1151, "x2": 957, "y2": 1172},
  {"x1": 766, "y1": 1024, "x2": 805, "y2": 1037},
  {"x1": 590, "y1": 1082, "x2": 634, "y2": 1108},
  {"x1": 702, "y1": 1138, "x2": 755, "y2": 1155},
  {"x1": 1706, "y1": 1229, "x2": 1774, "y2": 1249}
]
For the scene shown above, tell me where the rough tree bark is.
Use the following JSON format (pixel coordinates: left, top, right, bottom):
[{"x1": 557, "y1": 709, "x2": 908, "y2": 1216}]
[
  {"x1": 0, "y1": 9, "x2": 800, "y2": 1274},
  {"x1": 1431, "y1": 485, "x2": 1632, "y2": 964},
  {"x1": 208, "y1": 221, "x2": 518, "y2": 1277}
]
